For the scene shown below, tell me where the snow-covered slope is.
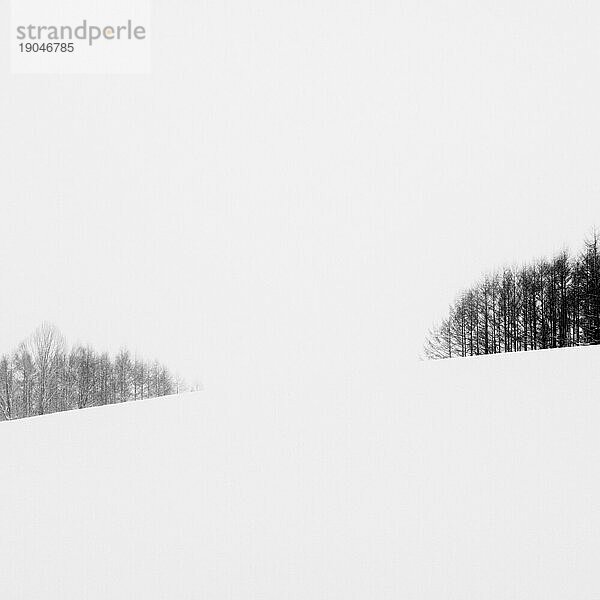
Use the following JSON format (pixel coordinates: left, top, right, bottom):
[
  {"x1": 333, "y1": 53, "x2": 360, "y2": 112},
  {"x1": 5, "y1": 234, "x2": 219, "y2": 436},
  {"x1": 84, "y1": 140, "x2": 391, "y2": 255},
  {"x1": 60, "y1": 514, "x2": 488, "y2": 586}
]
[{"x1": 2, "y1": 348, "x2": 600, "y2": 599}]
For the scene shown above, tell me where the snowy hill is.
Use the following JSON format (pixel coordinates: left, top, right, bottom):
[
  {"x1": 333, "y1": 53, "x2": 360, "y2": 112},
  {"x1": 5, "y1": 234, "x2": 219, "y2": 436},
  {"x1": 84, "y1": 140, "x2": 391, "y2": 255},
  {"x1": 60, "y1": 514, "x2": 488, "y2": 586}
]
[{"x1": 2, "y1": 349, "x2": 600, "y2": 598}]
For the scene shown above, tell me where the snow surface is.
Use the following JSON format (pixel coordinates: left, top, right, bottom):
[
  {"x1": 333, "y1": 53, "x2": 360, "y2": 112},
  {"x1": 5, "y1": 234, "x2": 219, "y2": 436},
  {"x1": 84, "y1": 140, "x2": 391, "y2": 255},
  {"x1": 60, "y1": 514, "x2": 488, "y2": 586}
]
[{"x1": 2, "y1": 348, "x2": 600, "y2": 598}]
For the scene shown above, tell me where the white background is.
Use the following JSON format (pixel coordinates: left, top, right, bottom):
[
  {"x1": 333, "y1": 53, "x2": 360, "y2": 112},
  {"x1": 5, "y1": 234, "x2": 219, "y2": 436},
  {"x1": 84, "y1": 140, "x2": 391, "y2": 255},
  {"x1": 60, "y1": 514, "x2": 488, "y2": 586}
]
[
  {"x1": 2, "y1": 1, "x2": 600, "y2": 392},
  {"x1": 2, "y1": 0, "x2": 600, "y2": 597}
]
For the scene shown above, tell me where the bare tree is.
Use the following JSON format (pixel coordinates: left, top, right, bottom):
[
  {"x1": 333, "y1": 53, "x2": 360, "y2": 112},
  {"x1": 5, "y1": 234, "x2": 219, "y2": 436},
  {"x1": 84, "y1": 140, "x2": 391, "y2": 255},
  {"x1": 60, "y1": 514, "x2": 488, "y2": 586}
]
[
  {"x1": 13, "y1": 343, "x2": 35, "y2": 418},
  {"x1": 29, "y1": 323, "x2": 66, "y2": 415},
  {"x1": 115, "y1": 349, "x2": 132, "y2": 403},
  {"x1": 0, "y1": 356, "x2": 14, "y2": 420}
]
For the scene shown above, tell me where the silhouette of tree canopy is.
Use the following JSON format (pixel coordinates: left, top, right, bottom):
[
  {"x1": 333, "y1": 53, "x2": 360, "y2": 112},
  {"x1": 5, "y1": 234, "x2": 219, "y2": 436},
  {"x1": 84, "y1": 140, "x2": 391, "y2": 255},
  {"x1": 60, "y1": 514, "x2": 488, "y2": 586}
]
[{"x1": 425, "y1": 231, "x2": 600, "y2": 359}]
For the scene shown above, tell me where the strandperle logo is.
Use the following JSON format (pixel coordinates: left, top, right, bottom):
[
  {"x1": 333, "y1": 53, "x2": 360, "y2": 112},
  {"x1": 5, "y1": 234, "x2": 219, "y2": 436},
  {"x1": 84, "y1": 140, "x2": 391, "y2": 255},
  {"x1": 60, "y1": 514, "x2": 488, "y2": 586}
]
[{"x1": 16, "y1": 19, "x2": 147, "y2": 46}]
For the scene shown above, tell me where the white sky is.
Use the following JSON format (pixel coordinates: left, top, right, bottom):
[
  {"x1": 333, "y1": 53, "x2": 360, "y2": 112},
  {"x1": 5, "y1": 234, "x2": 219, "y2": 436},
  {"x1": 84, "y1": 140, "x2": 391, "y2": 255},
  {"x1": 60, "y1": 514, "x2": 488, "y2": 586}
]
[{"x1": 1, "y1": 1, "x2": 600, "y2": 394}]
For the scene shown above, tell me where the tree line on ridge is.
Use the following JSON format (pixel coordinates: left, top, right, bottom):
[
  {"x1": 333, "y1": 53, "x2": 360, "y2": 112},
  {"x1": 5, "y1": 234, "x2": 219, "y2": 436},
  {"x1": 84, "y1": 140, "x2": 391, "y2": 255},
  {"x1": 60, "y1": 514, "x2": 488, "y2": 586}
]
[
  {"x1": 0, "y1": 323, "x2": 189, "y2": 421},
  {"x1": 425, "y1": 231, "x2": 600, "y2": 359}
]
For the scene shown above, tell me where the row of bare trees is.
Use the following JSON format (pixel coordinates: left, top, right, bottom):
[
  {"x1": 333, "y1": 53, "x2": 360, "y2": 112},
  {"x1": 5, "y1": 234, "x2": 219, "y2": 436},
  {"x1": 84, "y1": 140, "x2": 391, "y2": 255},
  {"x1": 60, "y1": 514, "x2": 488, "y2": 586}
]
[
  {"x1": 0, "y1": 324, "x2": 186, "y2": 421},
  {"x1": 425, "y1": 232, "x2": 600, "y2": 359}
]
